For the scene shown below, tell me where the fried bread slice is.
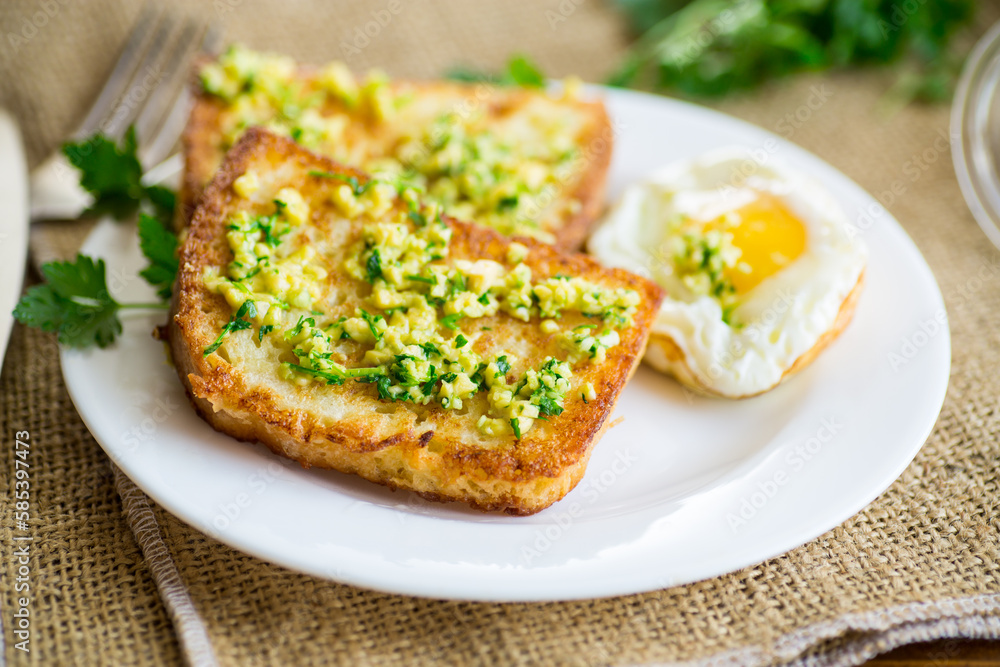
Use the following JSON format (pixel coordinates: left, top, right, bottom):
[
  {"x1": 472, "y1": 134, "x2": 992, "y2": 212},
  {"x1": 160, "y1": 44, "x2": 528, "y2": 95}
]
[
  {"x1": 179, "y1": 45, "x2": 614, "y2": 250},
  {"x1": 169, "y1": 129, "x2": 663, "y2": 515}
]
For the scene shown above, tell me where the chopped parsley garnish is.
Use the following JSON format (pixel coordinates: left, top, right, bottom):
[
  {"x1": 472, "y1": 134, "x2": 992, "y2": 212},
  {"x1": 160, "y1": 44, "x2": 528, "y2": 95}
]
[
  {"x1": 365, "y1": 249, "x2": 383, "y2": 283},
  {"x1": 373, "y1": 375, "x2": 394, "y2": 400},
  {"x1": 455, "y1": 334, "x2": 468, "y2": 348},
  {"x1": 497, "y1": 195, "x2": 519, "y2": 211},
  {"x1": 510, "y1": 417, "x2": 522, "y2": 439},
  {"x1": 535, "y1": 395, "x2": 564, "y2": 417},
  {"x1": 307, "y1": 169, "x2": 373, "y2": 196},
  {"x1": 284, "y1": 316, "x2": 316, "y2": 340},
  {"x1": 258, "y1": 324, "x2": 274, "y2": 342},
  {"x1": 495, "y1": 355, "x2": 511, "y2": 377},
  {"x1": 469, "y1": 363, "x2": 487, "y2": 387},
  {"x1": 287, "y1": 362, "x2": 385, "y2": 386},
  {"x1": 204, "y1": 300, "x2": 257, "y2": 356},
  {"x1": 440, "y1": 313, "x2": 463, "y2": 330},
  {"x1": 420, "y1": 366, "x2": 439, "y2": 395},
  {"x1": 359, "y1": 309, "x2": 384, "y2": 340},
  {"x1": 407, "y1": 209, "x2": 427, "y2": 227}
]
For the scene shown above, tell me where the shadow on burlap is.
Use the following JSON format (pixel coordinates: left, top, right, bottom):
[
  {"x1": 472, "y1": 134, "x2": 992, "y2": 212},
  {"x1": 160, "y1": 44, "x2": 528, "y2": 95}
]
[{"x1": 1, "y1": 1, "x2": 999, "y2": 665}]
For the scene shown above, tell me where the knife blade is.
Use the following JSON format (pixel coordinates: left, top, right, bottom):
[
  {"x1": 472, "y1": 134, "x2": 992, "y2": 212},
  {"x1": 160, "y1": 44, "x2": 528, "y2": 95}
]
[{"x1": 0, "y1": 109, "x2": 29, "y2": 364}]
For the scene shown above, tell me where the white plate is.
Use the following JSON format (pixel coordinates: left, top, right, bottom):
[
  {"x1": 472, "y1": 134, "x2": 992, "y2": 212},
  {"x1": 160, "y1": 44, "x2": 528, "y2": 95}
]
[{"x1": 62, "y1": 88, "x2": 951, "y2": 602}]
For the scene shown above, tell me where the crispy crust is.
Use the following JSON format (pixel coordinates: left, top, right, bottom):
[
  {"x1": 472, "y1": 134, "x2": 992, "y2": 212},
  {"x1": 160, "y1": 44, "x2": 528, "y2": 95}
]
[
  {"x1": 178, "y1": 68, "x2": 613, "y2": 251},
  {"x1": 169, "y1": 128, "x2": 663, "y2": 515},
  {"x1": 644, "y1": 272, "x2": 865, "y2": 400}
]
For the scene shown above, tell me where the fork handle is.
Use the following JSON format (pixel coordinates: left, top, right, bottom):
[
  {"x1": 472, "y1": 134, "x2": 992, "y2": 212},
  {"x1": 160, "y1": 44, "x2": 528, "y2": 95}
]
[{"x1": 29, "y1": 153, "x2": 92, "y2": 221}]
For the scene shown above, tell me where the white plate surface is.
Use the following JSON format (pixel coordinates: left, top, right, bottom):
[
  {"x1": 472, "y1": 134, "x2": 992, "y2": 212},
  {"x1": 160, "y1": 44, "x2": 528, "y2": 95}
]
[{"x1": 61, "y1": 88, "x2": 951, "y2": 602}]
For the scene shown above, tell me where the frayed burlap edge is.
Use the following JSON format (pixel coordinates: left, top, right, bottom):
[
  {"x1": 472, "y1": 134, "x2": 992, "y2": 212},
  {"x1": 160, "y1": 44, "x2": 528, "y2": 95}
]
[
  {"x1": 111, "y1": 466, "x2": 218, "y2": 667},
  {"x1": 653, "y1": 595, "x2": 1000, "y2": 667}
]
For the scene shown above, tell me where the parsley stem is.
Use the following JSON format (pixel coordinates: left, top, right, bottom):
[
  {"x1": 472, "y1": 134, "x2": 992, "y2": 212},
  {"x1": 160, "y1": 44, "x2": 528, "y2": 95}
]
[{"x1": 119, "y1": 302, "x2": 170, "y2": 310}]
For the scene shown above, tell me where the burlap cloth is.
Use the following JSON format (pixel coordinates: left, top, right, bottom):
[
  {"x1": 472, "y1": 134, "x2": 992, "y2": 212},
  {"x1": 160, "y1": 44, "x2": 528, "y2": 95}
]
[{"x1": 2, "y1": 1, "x2": 1000, "y2": 665}]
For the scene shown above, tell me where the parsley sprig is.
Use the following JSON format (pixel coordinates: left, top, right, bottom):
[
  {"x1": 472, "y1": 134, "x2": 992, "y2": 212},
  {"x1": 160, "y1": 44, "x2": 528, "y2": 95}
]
[
  {"x1": 13, "y1": 254, "x2": 167, "y2": 348},
  {"x1": 608, "y1": 0, "x2": 975, "y2": 103},
  {"x1": 445, "y1": 54, "x2": 546, "y2": 88},
  {"x1": 14, "y1": 128, "x2": 181, "y2": 349}
]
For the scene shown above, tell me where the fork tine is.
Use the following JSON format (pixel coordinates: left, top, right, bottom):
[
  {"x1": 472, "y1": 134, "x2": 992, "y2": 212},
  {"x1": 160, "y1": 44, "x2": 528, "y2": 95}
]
[
  {"x1": 72, "y1": 1, "x2": 159, "y2": 139},
  {"x1": 142, "y1": 23, "x2": 226, "y2": 169},
  {"x1": 101, "y1": 11, "x2": 177, "y2": 141},
  {"x1": 200, "y1": 23, "x2": 226, "y2": 60},
  {"x1": 133, "y1": 18, "x2": 200, "y2": 152}
]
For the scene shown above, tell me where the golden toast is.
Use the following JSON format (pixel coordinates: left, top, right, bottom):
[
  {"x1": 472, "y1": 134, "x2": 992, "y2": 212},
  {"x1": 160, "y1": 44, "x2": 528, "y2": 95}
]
[
  {"x1": 179, "y1": 46, "x2": 614, "y2": 250},
  {"x1": 169, "y1": 129, "x2": 663, "y2": 515}
]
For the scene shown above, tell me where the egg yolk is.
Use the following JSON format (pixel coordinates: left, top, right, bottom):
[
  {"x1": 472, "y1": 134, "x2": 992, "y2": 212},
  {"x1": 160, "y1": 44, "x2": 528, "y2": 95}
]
[{"x1": 712, "y1": 193, "x2": 807, "y2": 294}]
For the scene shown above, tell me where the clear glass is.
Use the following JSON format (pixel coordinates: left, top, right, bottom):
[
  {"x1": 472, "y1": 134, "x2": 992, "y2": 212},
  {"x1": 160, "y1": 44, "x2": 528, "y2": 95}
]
[{"x1": 952, "y1": 20, "x2": 1000, "y2": 251}]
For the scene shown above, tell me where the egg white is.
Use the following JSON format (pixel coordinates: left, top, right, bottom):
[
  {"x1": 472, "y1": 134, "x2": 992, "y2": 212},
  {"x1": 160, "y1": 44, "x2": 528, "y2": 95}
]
[{"x1": 588, "y1": 147, "x2": 867, "y2": 398}]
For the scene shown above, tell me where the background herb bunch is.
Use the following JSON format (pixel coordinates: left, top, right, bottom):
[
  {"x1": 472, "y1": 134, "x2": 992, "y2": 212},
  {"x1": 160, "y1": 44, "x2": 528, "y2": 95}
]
[{"x1": 610, "y1": 0, "x2": 976, "y2": 102}]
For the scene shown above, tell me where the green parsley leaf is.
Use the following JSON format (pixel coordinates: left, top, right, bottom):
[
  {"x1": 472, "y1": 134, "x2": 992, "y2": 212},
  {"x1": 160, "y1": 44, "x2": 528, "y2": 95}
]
[
  {"x1": 609, "y1": 0, "x2": 975, "y2": 103},
  {"x1": 446, "y1": 54, "x2": 546, "y2": 88},
  {"x1": 448, "y1": 273, "x2": 467, "y2": 296},
  {"x1": 506, "y1": 55, "x2": 545, "y2": 87},
  {"x1": 284, "y1": 315, "x2": 316, "y2": 340},
  {"x1": 308, "y1": 169, "x2": 372, "y2": 196},
  {"x1": 258, "y1": 324, "x2": 274, "y2": 342},
  {"x1": 536, "y1": 395, "x2": 564, "y2": 417},
  {"x1": 288, "y1": 362, "x2": 384, "y2": 386},
  {"x1": 455, "y1": 334, "x2": 468, "y2": 348},
  {"x1": 287, "y1": 363, "x2": 346, "y2": 386},
  {"x1": 137, "y1": 213, "x2": 179, "y2": 299},
  {"x1": 359, "y1": 309, "x2": 384, "y2": 341},
  {"x1": 510, "y1": 417, "x2": 522, "y2": 439},
  {"x1": 366, "y1": 249, "x2": 383, "y2": 283},
  {"x1": 420, "y1": 365, "x2": 439, "y2": 395},
  {"x1": 497, "y1": 195, "x2": 519, "y2": 211},
  {"x1": 144, "y1": 185, "x2": 176, "y2": 223},
  {"x1": 204, "y1": 300, "x2": 256, "y2": 356},
  {"x1": 441, "y1": 313, "x2": 463, "y2": 330},
  {"x1": 495, "y1": 355, "x2": 511, "y2": 377},
  {"x1": 374, "y1": 374, "x2": 394, "y2": 400},
  {"x1": 63, "y1": 127, "x2": 144, "y2": 219},
  {"x1": 14, "y1": 255, "x2": 123, "y2": 348},
  {"x1": 62, "y1": 126, "x2": 178, "y2": 223},
  {"x1": 407, "y1": 209, "x2": 427, "y2": 227}
]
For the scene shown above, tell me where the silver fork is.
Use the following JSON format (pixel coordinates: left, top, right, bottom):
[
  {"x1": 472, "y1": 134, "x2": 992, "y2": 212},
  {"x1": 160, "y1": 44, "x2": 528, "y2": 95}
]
[{"x1": 30, "y1": 3, "x2": 222, "y2": 220}]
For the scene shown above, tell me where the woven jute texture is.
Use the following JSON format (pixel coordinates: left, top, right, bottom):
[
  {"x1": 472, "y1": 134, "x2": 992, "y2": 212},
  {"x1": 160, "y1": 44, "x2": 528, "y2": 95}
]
[{"x1": 2, "y1": 1, "x2": 1000, "y2": 665}]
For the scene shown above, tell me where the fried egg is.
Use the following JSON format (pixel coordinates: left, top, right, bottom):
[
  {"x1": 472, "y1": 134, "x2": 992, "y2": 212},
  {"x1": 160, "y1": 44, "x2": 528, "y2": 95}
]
[{"x1": 587, "y1": 148, "x2": 867, "y2": 398}]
